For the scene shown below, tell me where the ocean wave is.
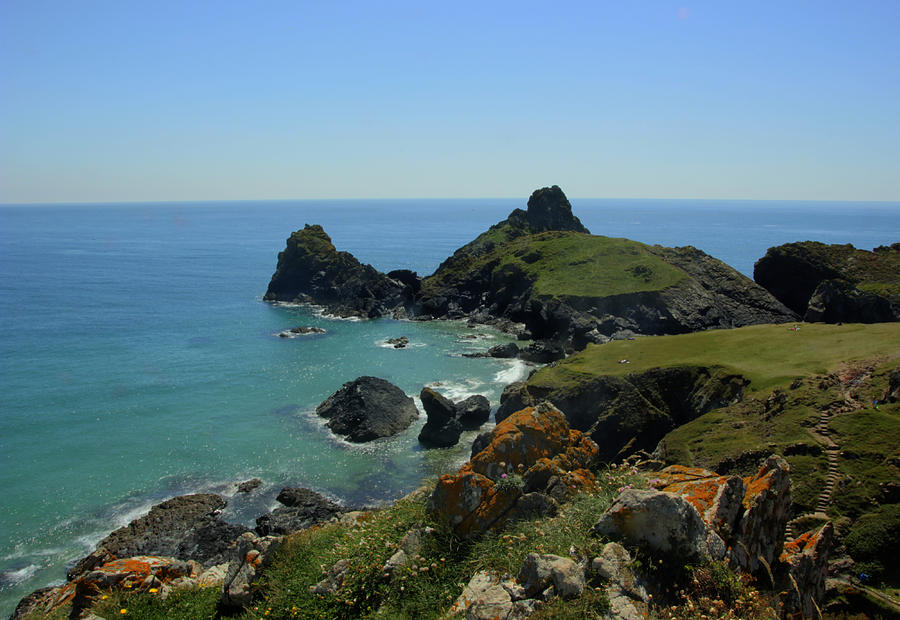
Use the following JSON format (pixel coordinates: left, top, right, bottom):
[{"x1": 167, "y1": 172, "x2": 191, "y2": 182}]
[
  {"x1": 425, "y1": 378, "x2": 485, "y2": 401},
  {"x1": 0, "y1": 564, "x2": 39, "y2": 588},
  {"x1": 493, "y1": 359, "x2": 529, "y2": 385}
]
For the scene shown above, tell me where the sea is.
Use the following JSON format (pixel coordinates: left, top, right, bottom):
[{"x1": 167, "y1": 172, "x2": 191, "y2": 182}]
[{"x1": 0, "y1": 197, "x2": 898, "y2": 616}]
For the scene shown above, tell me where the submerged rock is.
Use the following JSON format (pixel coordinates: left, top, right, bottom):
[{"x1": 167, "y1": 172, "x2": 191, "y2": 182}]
[
  {"x1": 277, "y1": 326, "x2": 327, "y2": 338},
  {"x1": 316, "y1": 376, "x2": 418, "y2": 442}
]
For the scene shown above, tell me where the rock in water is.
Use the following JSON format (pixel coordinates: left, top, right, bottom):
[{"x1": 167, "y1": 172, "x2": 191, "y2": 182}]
[
  {"x1": 316, "y1": 376, "x2": 418, "y2": 442},
  {"x1": 418, "y1": 388, "x2": 491, "y2": 447},
  {"x1": 256, "y1": 487, "x2": 346, "y2": 536},
  {"x1": 85, "y1": 494, "x2": 248, "y2": 569},
  {"x1": 263, "y1": 224, "x2": 412, "y2": 318}
]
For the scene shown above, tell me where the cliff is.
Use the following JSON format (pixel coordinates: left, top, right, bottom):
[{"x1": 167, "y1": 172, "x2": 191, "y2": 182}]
[
  {"x1": 264, "y1": 187, "x2": 797, "y2": 348},
  {"x1": 754, "y1": 241, "x2": 900, "y2": 323}
]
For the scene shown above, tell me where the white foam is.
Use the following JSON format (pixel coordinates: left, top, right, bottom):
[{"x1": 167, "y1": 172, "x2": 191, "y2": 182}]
[
  {"x1": 0, "y1": 563, "x2": 39, "y2": 585},
  {"x1": 426, "y1": 379, "x2": 485, "y2": 401},
  {"x1": 493, "y1": 359, "x2": 530, "y2": 385}
]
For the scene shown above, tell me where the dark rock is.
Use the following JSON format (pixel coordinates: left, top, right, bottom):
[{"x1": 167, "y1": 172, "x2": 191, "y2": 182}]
[
  {"x1": 471, "y1": 431, "x2": 492, "y2": 459},
  {"x1": 255, "y1": 488, "x2": 345, "y2": 536},
  {"x1": 804, "y1": 278, "x2": 895, "y2": 323},
  {"x1": 518, "y1": 185, "x2": 590, "y2": 234},
  {"x1": 278, "y1": 326, "x2": 327, "y2": 338},
  {"x1": 457, "y1": 395, "x2": 491, "y2": 429},
  {"x1": 387, "y1": 269, "x2": 422, "y2": 295},
  {"x1": 517, "y1": 340, "x2": 566, "y2": 364},
  {"x1": 386, "y1": 336, "x2": 409, "y2": 348},
  {"x1": 495, "y1": 381, "x2": 536, "y2": 424},
  {"x1": 316, "y1": 376, "x2": 418, "y2": 442},
  {"x1": 221, "y1": 532, "x2": 283, "y2": 610},
  {"x1": 529, "y1": 366, "x2": 749, "y2": 463},
  {"x1": 236, "y1": 478, "x2": 262, "y2": 493},
  {"x1": 419, "y1": 389, "x2": 492, "y2": 447},
  {"x1": 487, "y1": 342, "x2": 519, "y2": 358},
  {"x1": 516, "y1": 492, "x2": 558, "y2": 518},
  {"x1": 418, "y1": 387, "x2": 464, "y2": 447},
  {"x1": 87, "y1": 494, "x2": 249, "y2": 569},
  {"x1": 263, "y1": 224, "x2": 412, "y2": 318},
  {"x1": 754, "y1": 241, "x2": 900, "y2": 322}
]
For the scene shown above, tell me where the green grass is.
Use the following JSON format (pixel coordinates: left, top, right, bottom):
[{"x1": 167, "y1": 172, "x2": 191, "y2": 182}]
[
  {"x1": 422, "y1": 231, "x2": 687, "y2": 301},
  {"x1": 90, "y1": 586, "x2": 220, "y2": 620},
  {"x1": 530, "y1": 322, "x2": 900, "y2": 393}
]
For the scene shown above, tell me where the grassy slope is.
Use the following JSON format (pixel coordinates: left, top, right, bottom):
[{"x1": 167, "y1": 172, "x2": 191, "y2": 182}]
[
  {"x1": 777, "y1": 241, "x2": 900, "y2": 297},
  {"x1": 530, "y1": 322, "x2": 900, "y2": 393},
  {"x1": 422, "y1": 228, "x2": 687, "y2": 301}
]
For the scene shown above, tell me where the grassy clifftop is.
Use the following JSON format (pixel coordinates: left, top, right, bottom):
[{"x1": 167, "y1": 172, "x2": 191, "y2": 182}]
[
  {"x1": 529, "y1": 322, "x2": 900, "y2": 392},
  {"x1": 422, "y1": 230, "x2": 686, "y2": 301}
]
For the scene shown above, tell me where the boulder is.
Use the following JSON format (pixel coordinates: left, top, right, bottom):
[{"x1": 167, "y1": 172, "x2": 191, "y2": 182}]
[
  {"x1": 517, "y1": 553, "x2": 585, "y2": 600},
  {"x1": 495, "y1": 382, "x2": 536, "y2": 424},
  {"x1": 255, "y1": 487, "x2": 346, "y2": 536},
  {"x1": 418, "y1": 389, "x2": 491, "y2": 448},
  {"x1": 236, "y1": 478, "x2": 262, "y2": 493},
  {"x1": 278, "y1": 326, "x2": 327, "y2": 338},
  {"x1": 457, "y1": 395, "x2": 491, "y2": 429},
  {"x1": 591, "y1": 543, "x2": 650, "y2": 620},
  {"x1": 316, "y1": 376, "x2": 418, "y2": 442},
  {"x1": 592, "y1": 489, "x2": 725, "y2": 561},
  {"x1": 452, "y1": 571, "x2": 538, "y2": 620},
  {"x1": 386, "y1": 336, "x2": 409, "y2": 348},
  {"x1": 85, "y1": 494, "x2": 248, "y2": 570},
  {"x1": 221, "y1": 532, "x2": 283, "y2": 609},
  {"x1": 487, "y1": 342, "x2": 519, "y2": 358},
  {"x1": 429, "y1": 403, "x2": 597, "y2": 538}
]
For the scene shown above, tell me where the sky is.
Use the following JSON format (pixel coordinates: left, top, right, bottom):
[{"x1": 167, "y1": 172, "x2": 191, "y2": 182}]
[{"x1": 1, "y1": 1, "x2": 899, "y2": 203}]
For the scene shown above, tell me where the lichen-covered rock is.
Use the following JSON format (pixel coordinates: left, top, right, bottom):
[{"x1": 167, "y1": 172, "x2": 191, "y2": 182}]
[
  {"x1": 654, "y1": 464, "x2": 745, "y2": 543},
  {"x1": 517, "y1": 553, "x2": 585, "y2": 600},
  {"x1": 430, "y1": 404, "x2": 597, "y2": 538},
  {"x1": 452, "y1": 571, "x2": 538, "y2": 619},
  {"x1": 316, "y1": 376, "x2": 418, "y2": 442},
  {"x1": 779, "y1": 523, "x2": 834, "y2": 619},
  {"x1": 220, "y1": 532, "x2": 283, "y2": 609},
  {"x1": 592, "y1": 489, "x2": 726, "y2": 561},
  {"x1": 14, "y1": 556, "x2": 199, "y2": 618},
  {"x1": 731, "y1": 454, "x2": 792, "y2": 576}
]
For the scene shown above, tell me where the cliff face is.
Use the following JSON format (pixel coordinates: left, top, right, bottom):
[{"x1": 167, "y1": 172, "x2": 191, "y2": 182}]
[
  {"x1": 263, "y1": 187, "x2": 796, "y2": 346},
  {"x1": 263, "y1": 224, "x2": 414, "y2": 318},
  {"x1": 754, "y1": 241, "x2": 900, "y2": 323}
]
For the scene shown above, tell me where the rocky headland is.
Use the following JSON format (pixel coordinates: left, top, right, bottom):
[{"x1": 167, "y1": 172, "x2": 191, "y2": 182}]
[{"x1": 263, "y1": 186, "x2": 798, "y2": 351}]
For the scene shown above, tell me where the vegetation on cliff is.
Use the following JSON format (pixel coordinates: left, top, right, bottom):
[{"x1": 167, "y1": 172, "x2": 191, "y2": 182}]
[{"x1": 754, "y1": 241, "x2": 900, "y2": 322}]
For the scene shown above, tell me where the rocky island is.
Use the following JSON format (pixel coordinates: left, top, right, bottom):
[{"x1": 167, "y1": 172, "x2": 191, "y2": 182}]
[{"x1": 14, "y1": 187, "x2": 900, "y2": 619}]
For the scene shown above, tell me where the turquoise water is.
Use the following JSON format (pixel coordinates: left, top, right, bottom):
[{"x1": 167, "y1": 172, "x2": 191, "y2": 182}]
[{"x1": 1, "y1": 198, "x2": 898, "y2": 616}]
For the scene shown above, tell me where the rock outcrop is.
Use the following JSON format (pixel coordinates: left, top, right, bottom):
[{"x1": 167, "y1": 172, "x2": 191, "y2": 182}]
[
  {"x1": 429, "y1": 403, "x2": 597, "y2": 538},
  {"x1": 315, "y1": 376, "x2": 418, "y2": 442},
  {"x1": 263, "y1": 224, "x2": 415, "y2": 318},
  {"x1": 255, "y1": 487, "x2": 347, "y2": 536},
  {"x1": 86, "y1": 494, "x2": 249, "y2": 569},
  {"x1": 754, "y1": 241, "x2": 900, "y2": 323},
  {"x1": 517, "y1": 365, "x2": 749, "y2": 462},
  {"x1": 418, "y1": 388, "x2": 491, "y2": 447},
  {"x1": 220, "y1": 532, "x2": 283, "y2": 609}
]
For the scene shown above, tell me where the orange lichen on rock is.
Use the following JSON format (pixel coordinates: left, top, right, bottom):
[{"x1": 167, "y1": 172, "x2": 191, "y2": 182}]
[{"x1": 429, "y1": 403, "x2": 599, "y2": 538}]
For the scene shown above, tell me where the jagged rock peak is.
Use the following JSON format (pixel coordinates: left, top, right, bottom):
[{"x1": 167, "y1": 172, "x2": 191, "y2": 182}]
[{"x1": 510, "y1": 185, "x2": 589, "y2": 234}]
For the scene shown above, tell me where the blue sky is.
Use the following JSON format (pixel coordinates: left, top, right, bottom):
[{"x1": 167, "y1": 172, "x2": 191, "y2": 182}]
[{"x1": 1, "y1": 1, "x2": 899, "y2": 203}]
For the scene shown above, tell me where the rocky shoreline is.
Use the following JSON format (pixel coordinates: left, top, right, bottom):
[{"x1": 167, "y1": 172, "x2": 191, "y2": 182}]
[{"x1": 12, "y1": 187, "x2": 898, "y2": 618}]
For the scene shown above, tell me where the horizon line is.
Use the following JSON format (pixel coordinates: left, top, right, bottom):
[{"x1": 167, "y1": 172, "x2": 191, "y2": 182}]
[{"x1": 3, "y1": 195, "x2": 900, "y2": 207}]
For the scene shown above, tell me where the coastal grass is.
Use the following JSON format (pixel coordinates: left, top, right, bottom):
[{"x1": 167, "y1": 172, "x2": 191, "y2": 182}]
[
  {"x1": 91, "y1": 586, "x2": 220, "y2": 619},
  {"x1": 530, "y1": 322, "x2": 900, "y2": 393},
  {"x1": 422, "y1": 230, "x2": 686, "y2": 301}
]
